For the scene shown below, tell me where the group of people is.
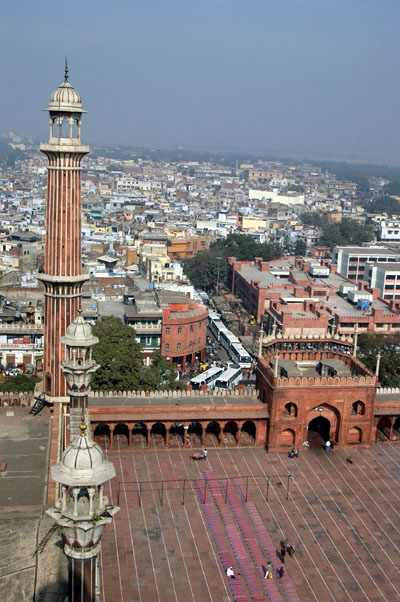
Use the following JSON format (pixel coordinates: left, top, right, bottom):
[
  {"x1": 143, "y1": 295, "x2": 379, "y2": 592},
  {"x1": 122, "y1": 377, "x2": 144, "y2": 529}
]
[
  {"x1": 288, "y1": 447, "x2": 299, "y2": 458},
  {"x1": 280, "y1": 539, "x2": 296, "y2": 561},
  {"x1": 226, "y1": 562, "x2": 285, "y2": 581}
]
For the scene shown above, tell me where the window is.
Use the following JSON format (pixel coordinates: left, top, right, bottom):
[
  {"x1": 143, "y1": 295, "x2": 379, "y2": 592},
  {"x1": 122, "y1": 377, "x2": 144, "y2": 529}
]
[
  {"x1": 178, "y1": 327, "x2": 182, "y2": 334},
  {"x1": 189, "y1": 341, "x2": 193, "y2": 347},
  {"x1": 198, "y1": 338, "x2": 201, "y2": 344},
  {"x1": 177, "y1": 343, "x2": 181, "y2": 350},
  {"x1": 165, "y1": 343, "x2": 169, "y2": 350},
  {"x1": 199, "y1": 322, "x2": 202, "y2": 328},
  {"x1": 165, "y1": 328, "x2": 170, "y2": 334},
  {"x1": 190, "y1": 325, "x2": 194, "y2": 332}
]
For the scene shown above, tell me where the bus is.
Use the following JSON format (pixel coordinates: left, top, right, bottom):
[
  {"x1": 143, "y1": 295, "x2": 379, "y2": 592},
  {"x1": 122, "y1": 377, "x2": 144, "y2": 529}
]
[
  {"x1": 220, "y1": 329, "x2": 240, "y2": 352},
  {"x1": 189, "y1": 366, "x2": 225, "y2": 390},
  {"x1": 209, "y1": 318, "x2": 229, "y2": 342},
  {"x1": 214, "y1": 366, "x2": 243, "y2": 390},
  {"x1": 229, "y1": 343, "x2": 253, "y2": 369}
]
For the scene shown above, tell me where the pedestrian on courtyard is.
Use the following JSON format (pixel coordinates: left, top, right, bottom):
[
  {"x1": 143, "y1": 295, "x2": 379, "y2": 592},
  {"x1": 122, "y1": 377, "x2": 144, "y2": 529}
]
[
  {"x1": 202, "y1": 448, "x2": 208, "y2": 459},
  {"x1": 264, "y1": 562, "x2": 272, "y2": 579},
  {"x1": 280, "y1": 545, "x2": 286, "y2": 562},
  {"x1": 325, "y1": 440, "x2": 331, "y2": 452},
  {"x1": 226, "y1": 566, "x2": 235, "y2": 579},
  {"x1": 278, "y1": 566, "x2": 284, "y2": 579},
  {"x1": 287, "y1": 543, "x2": 295, "y2": 557}
]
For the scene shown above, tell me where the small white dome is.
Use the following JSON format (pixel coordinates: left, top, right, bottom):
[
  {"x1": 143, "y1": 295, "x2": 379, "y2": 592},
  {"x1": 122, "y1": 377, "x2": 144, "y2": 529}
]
[
  {"x1": 48, "y1": 81, "x2": 82, "y2": 113},
  {"x1": 62, "y1": 434, "x2": 104, "y2": 471},
  {"x1": 62, "y1": 314, "x2": 98, "y2": 348}
]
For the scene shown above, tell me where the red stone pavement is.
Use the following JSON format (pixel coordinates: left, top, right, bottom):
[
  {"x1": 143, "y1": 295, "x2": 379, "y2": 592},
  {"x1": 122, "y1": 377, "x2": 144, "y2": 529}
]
[{"x1": 99, "y1": 443, "x2": 400, "y2": 602}]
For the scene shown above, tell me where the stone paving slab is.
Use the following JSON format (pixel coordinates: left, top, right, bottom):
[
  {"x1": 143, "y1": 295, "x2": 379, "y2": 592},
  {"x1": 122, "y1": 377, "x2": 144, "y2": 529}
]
[{"x1": 100, "y1": 444, "x2": 400, "y2": 602}]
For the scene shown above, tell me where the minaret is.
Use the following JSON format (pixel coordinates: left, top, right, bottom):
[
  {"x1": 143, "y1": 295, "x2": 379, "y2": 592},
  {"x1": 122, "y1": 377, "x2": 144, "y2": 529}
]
[{"x1": 38, "y1": 62, "x2": 90, "y2": 399}]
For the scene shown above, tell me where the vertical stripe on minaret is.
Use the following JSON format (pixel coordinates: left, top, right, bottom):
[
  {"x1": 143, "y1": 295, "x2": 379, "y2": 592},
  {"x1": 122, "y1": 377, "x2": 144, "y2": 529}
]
[{"x1": 38, "y1": 73, "x2": 89, "y2": 400}]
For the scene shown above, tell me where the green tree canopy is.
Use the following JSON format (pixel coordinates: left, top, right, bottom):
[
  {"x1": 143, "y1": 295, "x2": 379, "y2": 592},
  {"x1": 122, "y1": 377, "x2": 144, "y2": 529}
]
[
  {"x1": 364, "y1": 196, "x2": 400, "y2": 215},
  {"x1": 91, "y1": 316, "x2": 183, "y2": 392},
  {"x1": 0, "y1": 375, "x2": 37, "y2": 392},
  {"x1": 357, "y1": 333, "x2": 400, "y2": 387},
  {"x1": 184, "y1": 234, "x2": 282, "y2": 291},
  {"x1": 319, "y1": 218, "x2": 374, "y2": 247},
  {"x1": 294, "y1": 239, "x2": 307, "y2": 256},
  {"x1": 91, "y1": 316, "x2": 143, "y2": 391}
]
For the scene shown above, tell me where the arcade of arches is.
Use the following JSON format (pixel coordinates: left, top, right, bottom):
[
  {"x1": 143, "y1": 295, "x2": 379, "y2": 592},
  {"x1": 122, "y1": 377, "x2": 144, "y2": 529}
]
[{"x1": 91, "y1": 419, "x2": 259, "y2": 449}]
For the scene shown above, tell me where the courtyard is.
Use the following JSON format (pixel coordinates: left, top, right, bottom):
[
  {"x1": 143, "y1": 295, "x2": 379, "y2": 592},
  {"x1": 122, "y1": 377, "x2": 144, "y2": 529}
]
[{"x1": 100, "y1": 443, "x2": 400, "y2": 602}]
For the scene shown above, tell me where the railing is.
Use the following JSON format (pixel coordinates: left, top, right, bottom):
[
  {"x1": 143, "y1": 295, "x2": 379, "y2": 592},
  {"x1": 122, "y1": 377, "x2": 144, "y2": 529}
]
[
  {"x1": 0, "y1": 323, "x2": 43, "y2": 332},
  {"x1": 0, "y1": 343, "x2": 43, "y2": 349}
]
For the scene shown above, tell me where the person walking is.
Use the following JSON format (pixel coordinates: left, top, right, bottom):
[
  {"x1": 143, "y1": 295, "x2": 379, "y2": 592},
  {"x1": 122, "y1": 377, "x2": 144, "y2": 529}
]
[
  {"x1": 264, "y1": 562, "x2": 272, "y2": 579},
  {"x1": 226, "y1": 566, "x2": 235, "y2": 579},
  {"x1": 278, "y1": 566, "x2": 285, "y2": 579},
  {"x1": 325, "y1": 440, "x2": 331, "y2": 452}
]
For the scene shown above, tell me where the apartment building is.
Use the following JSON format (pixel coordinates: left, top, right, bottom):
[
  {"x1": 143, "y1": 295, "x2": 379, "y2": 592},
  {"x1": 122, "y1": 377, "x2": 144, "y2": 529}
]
[{"x1": 332, "y1": 246, "x2": 400, "y2": 281}]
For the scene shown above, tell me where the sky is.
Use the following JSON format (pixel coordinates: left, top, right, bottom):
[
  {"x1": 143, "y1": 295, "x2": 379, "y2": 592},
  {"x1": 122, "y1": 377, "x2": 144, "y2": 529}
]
[{"x1": 1, "y1": 0, "x2": 400, "y2": 163}]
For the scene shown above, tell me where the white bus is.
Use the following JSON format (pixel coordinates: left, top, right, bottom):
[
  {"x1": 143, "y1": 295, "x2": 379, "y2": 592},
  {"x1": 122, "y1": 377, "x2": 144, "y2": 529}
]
[
  {"x1": 214, "y1": 366, "x2": 243, "y2": 390},
  {"x1": 189, "y1": 366, "x2": 225, "y2": 390},
  {"x1": 220, "y1": 329, "x2": 240, "y2": 352},
  {"x1": 209, "y1": 318, "x2": 229, "y2": 342},
  {"x1": 229, "y1": 343, "x2": 253, "y2": 370}
]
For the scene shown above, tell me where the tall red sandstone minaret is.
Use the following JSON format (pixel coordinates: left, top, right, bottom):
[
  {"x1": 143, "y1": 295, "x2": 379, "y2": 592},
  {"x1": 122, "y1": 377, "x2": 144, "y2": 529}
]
[{"x1": 39, "y1": 62, "x2": 89, "y2": 399}]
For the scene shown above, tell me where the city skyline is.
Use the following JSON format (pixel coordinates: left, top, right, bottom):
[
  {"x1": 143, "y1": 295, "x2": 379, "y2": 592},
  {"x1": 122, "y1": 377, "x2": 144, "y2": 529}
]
[{"x1": 2, "y1": 0, "x2": 400, "y2": 163}]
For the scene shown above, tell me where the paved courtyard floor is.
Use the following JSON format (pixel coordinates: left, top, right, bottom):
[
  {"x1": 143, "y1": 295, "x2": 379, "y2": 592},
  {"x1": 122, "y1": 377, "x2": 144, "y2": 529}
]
[{"x1": 100, "y1": 443, "x2": 400, "y2": 602}]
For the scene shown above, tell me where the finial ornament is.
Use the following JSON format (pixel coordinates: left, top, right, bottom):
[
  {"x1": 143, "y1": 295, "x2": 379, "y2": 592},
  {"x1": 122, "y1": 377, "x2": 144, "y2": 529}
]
[
  {"x1": 64, "y1": 57, "x2": 69, "y2": 82},
  {"x1": 79, "y1": 409, "x2": 87, "y2": 437}
]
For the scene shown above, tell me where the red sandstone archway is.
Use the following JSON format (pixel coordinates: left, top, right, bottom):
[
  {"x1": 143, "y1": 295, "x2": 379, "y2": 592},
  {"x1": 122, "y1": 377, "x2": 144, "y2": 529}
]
[
  {"x1": 241, "y1": 421, "x2": 256, "y2": 445},
  {"x1": 150, "y1": 422, "x2": 166, "y2": 448},
  {"x1": 132, "y1": 423, "x2": 148, "y2": 448},
  {"x1": 347, "y1": 426, "x2": 362, "y2": 443},
  {"x1": 280, "y1": 428, "x2": 295, "y2": 447},
  {"x1": 377, "y1": 417, "x2": 391, "y2": 441},
  {"x1": 188, "y1": 422, "x2": 203, "y2": 447},
  {"x1": 306, "y1": 404, "x2": 340, "y2": 444},
  {"x1": 205, "y1": 421, "x2": 221, "y2": 446},
  {"x1": 94, "y1": 424, "x2": 110, "y2": 449},
  {"x1": 113, "y1": 423, "x2": 129, "y2": 449},
  {"x1": 308, "y1": 416, "x2": 330, "y2": 448},
  {"x1": 169, "y1": 423, "x2": 185, "y2": 448},
  {"x1": 222, "y1": 421, "x2": 238, "y2": 446}
]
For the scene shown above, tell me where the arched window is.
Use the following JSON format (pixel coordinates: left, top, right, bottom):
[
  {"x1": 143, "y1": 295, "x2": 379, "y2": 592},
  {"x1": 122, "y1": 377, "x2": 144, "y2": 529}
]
[
  {"x1": 284, "y1": 402, "x2": 297, "y2": 417},
  {"x1": 351, "y1": 401, "x2": 365, "y2": 416}
]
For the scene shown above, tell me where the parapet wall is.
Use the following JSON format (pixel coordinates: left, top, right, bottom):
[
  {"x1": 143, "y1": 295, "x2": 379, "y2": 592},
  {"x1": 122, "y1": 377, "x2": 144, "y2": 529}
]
[{"x1": 89, "y1": 387, "x2": 258, "y2": 399}]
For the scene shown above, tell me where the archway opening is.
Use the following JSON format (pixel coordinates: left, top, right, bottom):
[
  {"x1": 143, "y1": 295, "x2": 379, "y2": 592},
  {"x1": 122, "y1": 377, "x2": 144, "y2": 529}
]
[
  {"x1": 377, "y1": 417, "x2": 391, "y2": 441},
  {"x1": 222, "y1": 421, "x2": 238, "y2": 446},
  {"x1": 94, "y1": 424, "x2": 110, "y2": 449},
  {"x1": 205, "y1": 421, "x2": 221, "y2": 447},
  {"x1": 280, "y1": 428, "x2": 295, "y2": 447},
  {"x1": 284, "y1": 402, "x2": 297, "y2": 417},
  {"x1": 347, "y1": 427, "x2": 362, "y2": 444},
  {"x1": 394, "y1": 417, "x2": 400, "y2": 438},
  {"x1": 351, "y1": 401, "x2": 365, "y2": 416},
  {"x1": 188, "y1": 422, "x2": 203, "y2": 447},
  {"x1": 150, "y1": 422, "x2": 166, "y2": 448},
  {"x1": 169, "y1": 423, "x2": 184, "y2": 448},
  {"x1": 241, "y1": 421, "x2": 256, "y2": 445},
  {"x1": 113, "y1": 423, "x2": 129, "y2": 449},
  {"x1": 308, "y1": 416, "x2": 331, "y2": 448},
  {"x1": 132, "y1": 423, "x2": 148, "y2": 448}
]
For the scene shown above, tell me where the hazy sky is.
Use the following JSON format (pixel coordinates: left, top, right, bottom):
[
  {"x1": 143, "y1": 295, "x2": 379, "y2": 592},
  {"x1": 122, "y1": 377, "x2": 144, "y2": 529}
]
[{"x1": 2, "y1": 0, "x2": 400, "y2": 162}]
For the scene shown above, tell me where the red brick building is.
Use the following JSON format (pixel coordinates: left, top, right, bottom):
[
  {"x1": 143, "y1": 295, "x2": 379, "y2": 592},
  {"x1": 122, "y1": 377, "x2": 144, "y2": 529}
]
[
  {"x1": 256, "y1": 334, "x2": 377, "y2": 450},
  {"x1": 160, "y1": 293, "x2": 208, "y2": 370}
]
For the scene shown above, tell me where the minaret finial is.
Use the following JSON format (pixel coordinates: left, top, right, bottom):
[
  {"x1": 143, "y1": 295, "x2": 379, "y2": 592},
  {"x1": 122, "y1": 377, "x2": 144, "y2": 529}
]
[
  {"x1": 80, "y1": 409, "x2": 87, "y2": 437},
  {"x1": 64, "y1": 57, "x2": 69, "y2": 82}
]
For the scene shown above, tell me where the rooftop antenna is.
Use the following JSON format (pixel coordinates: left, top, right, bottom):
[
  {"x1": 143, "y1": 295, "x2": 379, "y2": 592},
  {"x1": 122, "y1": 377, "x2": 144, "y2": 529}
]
[{"x1": 64, "y1": 56, "x2": 69, "y2": 82}]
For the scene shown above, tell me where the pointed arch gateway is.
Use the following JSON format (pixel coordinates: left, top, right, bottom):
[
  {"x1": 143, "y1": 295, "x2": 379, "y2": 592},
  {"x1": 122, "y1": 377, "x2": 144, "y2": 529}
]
[{"x1": 306, "y1": 403, "x2": 341, "y2": 447}]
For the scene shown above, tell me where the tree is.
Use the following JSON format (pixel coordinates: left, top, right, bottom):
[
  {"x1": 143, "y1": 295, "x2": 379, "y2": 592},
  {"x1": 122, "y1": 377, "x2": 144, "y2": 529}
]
[
  {"x1": 0, "y1": 375, "x2": 37, "y2": 392},
  {"x1": 319, "y1": 218, "x2": 374, "y2": 247},
  {"x1": 140, "y1": 350, "x2": 183, "y2": 391},
  {"x1": 294, "y1": 239, "x2": 307, "y2": 256},
  {"x1": 357, "y1": 333, "x2": 400, "y2": 387},
  {"x1": 364, "y1": 196, "x2": 400, "y2": 215},
  {"x1": 91, "y1": 316, "x2": 143, "y2": 391},
  {"x1": 184, "y1": 234, "x2": 282, "y2": 291}
]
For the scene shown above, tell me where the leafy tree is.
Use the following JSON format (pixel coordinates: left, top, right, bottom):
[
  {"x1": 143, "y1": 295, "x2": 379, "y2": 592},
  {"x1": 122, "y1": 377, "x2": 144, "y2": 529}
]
[
  {"x1": 299, "y1": 212, "x2": 324, "y2": 228},
  {"x1": 364, "y1": 196, "x2": 400, "y2": 215},
  {"x1": 319, "y1": 218, "x2": 374, "y2": 247},
  {"x1": 357, "y1": 333, "x2": 400, "y2": 387},
  {"x1": 184, "y1": 234, "x2": 282, "y2": 291},
  {"x1": 91, "y1": 316, "x2": 143, "y2": 391},
  {"x1": 294, "y1": 239, "x2": 307, "y2": 256},
  {"x1": 140, "y1": 350, "x2": 183, "y2": 391},
  {"x1": 0, "y1": 375, "x2": 37, "y2": 392}
]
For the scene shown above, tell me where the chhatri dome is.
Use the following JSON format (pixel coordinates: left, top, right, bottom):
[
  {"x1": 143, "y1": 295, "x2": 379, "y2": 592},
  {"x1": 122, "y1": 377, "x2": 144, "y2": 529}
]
[{"x1": 45, "y1": 59, "x2": 85, "y2": 114}]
